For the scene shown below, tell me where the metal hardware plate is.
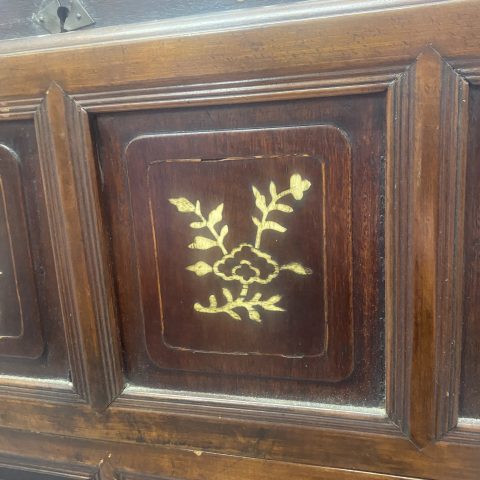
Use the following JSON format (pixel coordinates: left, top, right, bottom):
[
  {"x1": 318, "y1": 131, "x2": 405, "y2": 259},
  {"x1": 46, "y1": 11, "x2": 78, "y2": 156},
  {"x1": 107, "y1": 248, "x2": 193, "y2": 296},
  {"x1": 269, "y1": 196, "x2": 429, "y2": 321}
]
[{"x1": 34, "y1": 0, "x2": 95, "y2": 34}]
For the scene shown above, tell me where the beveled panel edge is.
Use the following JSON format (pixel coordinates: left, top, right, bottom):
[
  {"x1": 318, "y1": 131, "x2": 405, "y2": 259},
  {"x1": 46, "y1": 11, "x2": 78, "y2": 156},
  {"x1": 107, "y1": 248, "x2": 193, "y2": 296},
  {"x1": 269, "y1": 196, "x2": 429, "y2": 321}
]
[
  {"x1": 386, "y1": 49, "x2": 470, "y2": 447},
  {"x1": 74, "y1": 68, "x2": 399, "y2": 112},
  {"x1": 0, "y1": 375, "x2": 78, "y2": 404},
  {"x1": 126, "y1": 125, "x2": 353, "y2": 380},
  {"x1": 0, "y1": 98, "x2": 42, "y2": 121},
  {"x1": 34, "y1": 84, "x2": 123, "y2": 410},
  {"x1": 94, "y1": 77, "x2": 389, "y2": 430},
  {"x1": 407, "y1": 55, "x2": 480, "y2": 442},
  {"x1": 116, "y1": 385, "x2": 393, "y2": 434}
]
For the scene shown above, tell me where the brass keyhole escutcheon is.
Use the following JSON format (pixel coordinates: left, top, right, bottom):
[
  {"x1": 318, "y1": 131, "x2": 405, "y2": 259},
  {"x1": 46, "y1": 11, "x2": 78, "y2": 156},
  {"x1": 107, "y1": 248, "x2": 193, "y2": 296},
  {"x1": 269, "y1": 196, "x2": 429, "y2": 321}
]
[
  {"x1": 35, "y1": 0, "x2": 95, "y2": 34},
  {"x1": 57, "y1": 6, "x2": 70, "y2": 33}
]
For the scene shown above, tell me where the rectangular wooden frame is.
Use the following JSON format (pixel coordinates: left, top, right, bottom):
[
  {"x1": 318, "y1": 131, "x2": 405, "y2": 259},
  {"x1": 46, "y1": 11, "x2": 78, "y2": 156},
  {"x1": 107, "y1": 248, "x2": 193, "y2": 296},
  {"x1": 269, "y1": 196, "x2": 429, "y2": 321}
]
[{"x1": 0, "y1": 0, "x2": 479, "y2": 478}]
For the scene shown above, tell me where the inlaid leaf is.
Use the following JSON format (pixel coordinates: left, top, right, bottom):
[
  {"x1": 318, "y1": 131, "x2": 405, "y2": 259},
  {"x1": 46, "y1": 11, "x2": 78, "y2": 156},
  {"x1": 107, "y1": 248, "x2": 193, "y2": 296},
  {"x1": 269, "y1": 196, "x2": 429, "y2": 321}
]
[
  {"x1": 266, "y1": 294, "x2": 282, "y2": 304},
  {"x1": 251, "y1": 292, "x2": 262, "y2": 302},
  {"x1": 252, "y1": 216, "x2": 261, "y2": 227},
  {"x1": 269, "y1": 181, "x2": 277, "y2": 199},
  {"x1": 169, "y1": 197, "x2": 196, "y2": 213},
  {"x1": 186, "y1": 261, "x2": 213, "y2": 276},
  {"x1": 188, "y1": 236, "x2": 217, "y2": 250},
  {"x1": 208, "y1": 203, "x2": 224, "y2": 227},
  {"x1": 227, "y1": 310, "x2": 241, "y2": 321},
  {"x1": 264, "y1": 221, "x2": 287, "y2": 233},
  {"x1": 275, "y1": 203, "x2": 293, "y2": 213},
  {"x1": 219, "y1": 224, "x2": 229, "y2": 242},
  {"x1": 282, "y1": 262, "x2": 313, "y2": 275},
  {"x1": 252, "y1": 186, "x2": 267, "y2": 211},
  {"x1": 209, "y1": 295, "x2": 217, "y2": 308},
  {"x1": 248, "y1": 309, "x2": 262, "y2": 322},
  {"x1": 222, "y1": 288, "x2": 233, "y2": 302},
  {"x1": 262, "y1": 295, "x2": 285, "y2": 312},
  {"x1": 190, "y1": 221, "x2": 206, "y2": 229}
]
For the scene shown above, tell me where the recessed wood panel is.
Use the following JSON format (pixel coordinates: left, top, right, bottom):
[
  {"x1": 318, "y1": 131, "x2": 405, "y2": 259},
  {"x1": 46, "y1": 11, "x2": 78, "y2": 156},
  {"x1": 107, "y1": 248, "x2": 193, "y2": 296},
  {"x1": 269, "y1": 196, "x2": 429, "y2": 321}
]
[
  {"x1": 0, "y1": 145, "x2": 43, "y2": 356},
  {"x1": 96, "y1": 94, "x2": 385, "y2": 406},
  {"x1": 126, "y1": 125, "x2": 353, "y2": 381},
  {"x1": 0, "y1": 120, "x2": 68, "y2": 379}
]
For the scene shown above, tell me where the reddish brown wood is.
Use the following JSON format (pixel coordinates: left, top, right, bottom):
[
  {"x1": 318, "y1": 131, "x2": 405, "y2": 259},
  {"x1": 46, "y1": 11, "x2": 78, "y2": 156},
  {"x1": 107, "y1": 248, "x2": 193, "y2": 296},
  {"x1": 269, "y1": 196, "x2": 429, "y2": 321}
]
[
  {"x1": 460, "y1": 84, "x2": 480, "y2": 420},
  {"x1": 0, "y1": 1, "x2": 478, "y2": 478},
  {"x1": 96, "y1": 93, "x2": 385, "y2": 405},
  {"x1": 35, "y1": 84, "x2": 123, "y2": 409},
  {"x1": 0, "y1": 119, "x2": 69, "y2": 382},
  {"x1": 0, "y1": 145, "x2": 43, "y2": 354}
]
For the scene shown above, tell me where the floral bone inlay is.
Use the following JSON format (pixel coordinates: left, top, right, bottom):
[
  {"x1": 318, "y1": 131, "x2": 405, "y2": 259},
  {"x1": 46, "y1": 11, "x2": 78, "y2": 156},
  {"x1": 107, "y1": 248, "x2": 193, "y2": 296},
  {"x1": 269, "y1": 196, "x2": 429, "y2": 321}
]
[{"x1": 169, "y1": 173, "x2": 313, "y2": 322}]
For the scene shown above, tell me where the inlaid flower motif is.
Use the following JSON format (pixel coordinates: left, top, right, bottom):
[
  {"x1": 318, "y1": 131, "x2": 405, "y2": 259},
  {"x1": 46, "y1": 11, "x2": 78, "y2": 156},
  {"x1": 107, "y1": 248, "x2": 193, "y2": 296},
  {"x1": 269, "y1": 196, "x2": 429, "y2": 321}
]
[
  {"x1": 213, "y1": 243, "x2": 279, "y2": 285},
  {"x1": 169, "y1": 173, "x2": 313, "y2": 322}
]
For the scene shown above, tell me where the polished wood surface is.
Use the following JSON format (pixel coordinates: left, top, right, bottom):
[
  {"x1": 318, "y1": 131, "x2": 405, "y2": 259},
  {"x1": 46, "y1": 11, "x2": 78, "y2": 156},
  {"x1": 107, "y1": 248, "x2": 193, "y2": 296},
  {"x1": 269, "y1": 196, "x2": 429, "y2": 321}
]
[
  {"x1": 96, "y1": 96, "x2": 385, "y2": 405},
  {"x1": 0, "y1": 1, "x2": 479, "y2": 479}
]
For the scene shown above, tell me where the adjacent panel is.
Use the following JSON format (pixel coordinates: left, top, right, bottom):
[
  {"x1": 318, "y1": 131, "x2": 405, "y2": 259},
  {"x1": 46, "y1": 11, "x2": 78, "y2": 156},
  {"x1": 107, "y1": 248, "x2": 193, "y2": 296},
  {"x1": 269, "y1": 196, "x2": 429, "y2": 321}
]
[
  {"x1": 96, "y1": 94, "x2": 386, "y2": 406},
  {"x1": 0, "y1": 145, "x2": 43, "y2": 356},
  {"x1": 461, "y1": 84, "x2": 480, "y2": 419},
  {"x1": 0, "y1": 120, "x2": 68, "y2": 379}
]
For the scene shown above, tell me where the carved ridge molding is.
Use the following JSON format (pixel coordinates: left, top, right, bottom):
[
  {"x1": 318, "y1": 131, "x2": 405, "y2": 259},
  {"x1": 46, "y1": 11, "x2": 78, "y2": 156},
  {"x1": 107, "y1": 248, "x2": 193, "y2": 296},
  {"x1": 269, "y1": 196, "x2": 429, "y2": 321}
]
[
  {"x1": 0, "y1": 50, "x2": 475, "y2": 450},
  {"x1": 386, "y1": 48, "x2": 469, "y2": 446},
  {"x1": 34, "y1": 83, "x2": 123, "y2": 409}
]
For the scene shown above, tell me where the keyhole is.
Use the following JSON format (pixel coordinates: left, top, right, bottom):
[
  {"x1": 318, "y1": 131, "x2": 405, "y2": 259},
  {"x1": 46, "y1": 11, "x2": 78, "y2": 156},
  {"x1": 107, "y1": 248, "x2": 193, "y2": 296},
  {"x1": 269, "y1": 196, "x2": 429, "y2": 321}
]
[{"x1": 57, "y1": 6, "x2": 70, "y2": 32}]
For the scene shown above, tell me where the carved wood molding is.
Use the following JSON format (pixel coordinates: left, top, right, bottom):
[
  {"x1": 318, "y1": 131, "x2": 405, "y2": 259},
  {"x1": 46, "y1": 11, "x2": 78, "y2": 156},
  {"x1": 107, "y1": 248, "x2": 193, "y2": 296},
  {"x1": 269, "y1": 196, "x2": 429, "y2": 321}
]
[
  {"x1": 0, "y1": 49, "x2": 477, "y2": 468},
  {"x1": 34, "y1": 83, "x2": 123, "y2": 410},
  {"x1": 79, "y1": 71, "x2": 396, "y2": 433},
  {"x1": 2, "y1": 1, "x2": 480, "y2": 99},
  {"x1": 0, "y1": 453, "x2": 97, "y2": 479},
  {"x1": 386, "y1": 48, "x2": 469, "y2": 446},
  {"x1": 0, "y1": 426, "x2": 474, "y2": 480}
]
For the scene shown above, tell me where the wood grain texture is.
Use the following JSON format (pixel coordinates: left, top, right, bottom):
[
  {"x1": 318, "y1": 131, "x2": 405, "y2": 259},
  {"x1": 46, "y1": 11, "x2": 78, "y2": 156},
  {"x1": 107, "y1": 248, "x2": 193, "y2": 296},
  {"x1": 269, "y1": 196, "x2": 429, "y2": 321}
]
[
  {"x1": 0, "y1": 0, "x2": 479, "y2": 97},
  {"x1": 96, "y1": 92, "x2": 385, "y2": 406},
  {"x1": 0, "y1": 119, "x2": 69, "y2": 386},
  {"x1": 0, "y1": 145, "x2": 43, "y2": 354},
  {"x1": 0, "y1": 0, "x2": 479, "y2": 478},
  {"x1": 35, "y1": 83, "x2": 122, "y2": 409},
  {"x1": 385, "y1": 49, "x2": 469, "y2": 447},
  {"x1": 125, "y1": 126, "x2": 352, "y2": 381},
  {"x1": 460, "y1": 84, "x2": 480, "y2": 421},
  {"x1": 0, "y1": 427, "x2": 465, "y2": 480}
]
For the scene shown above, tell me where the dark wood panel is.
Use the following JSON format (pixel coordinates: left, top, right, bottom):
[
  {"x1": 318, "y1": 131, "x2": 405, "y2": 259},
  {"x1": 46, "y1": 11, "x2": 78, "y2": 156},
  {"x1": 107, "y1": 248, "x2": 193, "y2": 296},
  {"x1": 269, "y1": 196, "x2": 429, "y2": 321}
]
[
  {"x1": 95, "y1": 93, "x2": 385, "y2": 406},
  {"x1": 0, "y1": 120, "x2": 68, "y2": 379},
  {"x1": 460, "y1": 84, "x2": 480, "y2": 419},
  {"x1": 125, "y1": 125, "x2": 353, "y2": 381},
  {"x1": 0, "y1": 1, "x2": 479, "y2": 479},
  {"x1": 0, "y1": 146, "x2": 40, "y2": 343}
]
